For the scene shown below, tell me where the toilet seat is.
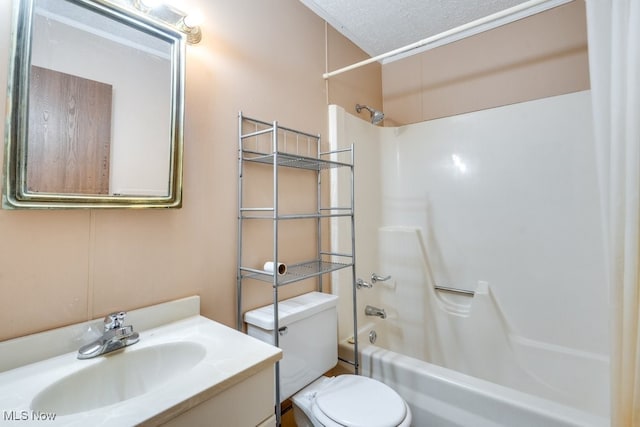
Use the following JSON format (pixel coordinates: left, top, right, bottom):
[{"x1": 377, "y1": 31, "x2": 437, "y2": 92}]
[{"x1": 310, "y1": 375, "x2": 408, "y2": 427}]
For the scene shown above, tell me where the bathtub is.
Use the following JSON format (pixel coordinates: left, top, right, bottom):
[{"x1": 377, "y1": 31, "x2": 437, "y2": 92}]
[{"x1": 339, "y1": 337, "x2": 609, "y2": 427}]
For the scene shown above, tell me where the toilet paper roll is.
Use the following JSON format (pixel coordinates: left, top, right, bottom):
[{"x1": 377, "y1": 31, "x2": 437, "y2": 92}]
[{"x1": 264, "y1": 261, "x2": 287, "y2": 275}]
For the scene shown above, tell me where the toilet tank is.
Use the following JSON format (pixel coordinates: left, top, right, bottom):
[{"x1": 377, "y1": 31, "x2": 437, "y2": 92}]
[{"x1": 244, "y1": 291, "x2": 338, "y2": 402}]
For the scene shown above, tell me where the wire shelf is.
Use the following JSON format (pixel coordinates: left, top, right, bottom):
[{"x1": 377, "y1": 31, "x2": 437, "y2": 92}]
[
  {"x1": 242, "y1": 150, "x2": 352, "y2": 171},
  {"x1": 237, "y1": 112, "x2": 358, "y2": 425},
  {"x1": 241, "y1": 260, "x2": 353, "y2": 287},
  {"x1": 240, "y1": 211, "x2": 354, "y2": 220}
]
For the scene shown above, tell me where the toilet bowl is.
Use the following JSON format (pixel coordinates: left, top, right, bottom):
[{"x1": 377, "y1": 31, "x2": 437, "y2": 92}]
[{"x1": 291, "y1": 375, "x2": 412, "y2": 427}]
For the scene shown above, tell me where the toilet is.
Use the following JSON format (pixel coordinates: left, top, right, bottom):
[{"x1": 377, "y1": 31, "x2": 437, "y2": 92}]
[{"x1": 244, "y1": 291, "x2": 412, "y2": 427}]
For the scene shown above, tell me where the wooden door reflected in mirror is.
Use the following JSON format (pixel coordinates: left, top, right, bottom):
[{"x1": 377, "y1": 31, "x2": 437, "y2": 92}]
[{"x1": 28, "y1": 66, "x2": 112, "y2": 195}]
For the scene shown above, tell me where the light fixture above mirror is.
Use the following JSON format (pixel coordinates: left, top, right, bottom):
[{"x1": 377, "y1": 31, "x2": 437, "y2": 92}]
[{"x1": 129, "y1": 0, "x2": 203, "y2": 44}]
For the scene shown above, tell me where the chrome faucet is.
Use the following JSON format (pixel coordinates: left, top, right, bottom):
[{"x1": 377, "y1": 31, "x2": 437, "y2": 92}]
[
  {"x1": 77, "y1": 311, "x2": 139, "y2": 359},
  {"x1": 356, "y1": 278, "x2": 373, "y2": 289},
  {"x1": 365, "y1": 305, "x2": 387, "y2": 319},
  {"x1": 356, "y1": 273, "x2": 392, "y2": 289}
]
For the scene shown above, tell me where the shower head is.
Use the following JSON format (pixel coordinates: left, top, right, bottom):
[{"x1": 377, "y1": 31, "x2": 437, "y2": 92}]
[{"x1": 356, "y1": 104, "x2": 385, "y2": 125}]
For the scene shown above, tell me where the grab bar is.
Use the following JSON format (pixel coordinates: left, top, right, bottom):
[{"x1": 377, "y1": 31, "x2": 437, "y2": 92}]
[{"x1": 434, "y1": 285, "x2": 475, "y2": 296}]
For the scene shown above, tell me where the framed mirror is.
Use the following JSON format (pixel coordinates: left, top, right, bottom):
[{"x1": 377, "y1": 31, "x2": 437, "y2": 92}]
[{"x1": 4, "y1": 0, "x2": 185, "y2": 208}]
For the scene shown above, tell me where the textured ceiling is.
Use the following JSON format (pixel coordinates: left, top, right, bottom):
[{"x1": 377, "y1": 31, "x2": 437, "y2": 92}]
[{"x1": 300, "y1": 0, "x2": 531, "y2": 57}]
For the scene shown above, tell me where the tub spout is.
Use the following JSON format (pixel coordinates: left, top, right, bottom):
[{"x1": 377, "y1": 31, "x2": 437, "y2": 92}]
[{"x1": 365, "y1": 305, "x2": 387, "y2": 319}]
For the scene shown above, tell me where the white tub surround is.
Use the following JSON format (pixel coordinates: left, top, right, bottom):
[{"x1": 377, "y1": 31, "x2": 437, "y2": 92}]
[
  {"x1": 331, "y1": 92, "x2": 607, "y2": 361},
  {"x1": 0, "y1": 297, "x2": 282, "y2": 426},
  {"x1": 329, "y1": 91, "x2": 609, "y2": 423}
]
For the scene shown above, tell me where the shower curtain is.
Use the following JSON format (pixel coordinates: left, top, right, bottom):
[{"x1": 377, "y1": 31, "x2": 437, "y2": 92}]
[{"x1": 585, "y1": 1, "x2": 640, "y2": 426}]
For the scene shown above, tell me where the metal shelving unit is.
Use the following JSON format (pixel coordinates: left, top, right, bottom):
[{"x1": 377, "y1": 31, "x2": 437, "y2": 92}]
[{"x1": 236, "y1": 112, "x2": 358, "y2": 427}]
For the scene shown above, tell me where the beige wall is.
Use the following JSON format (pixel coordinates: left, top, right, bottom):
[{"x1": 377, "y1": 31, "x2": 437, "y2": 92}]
[
  {"x1": 326, "y1": 25, "x2": 383, "y2": 122},
  {"x1": 0, "y1": 0, "x2": 586, "y2": 343},
  {"x1": 0, "y1": 0, "x2": 380, "y2": 341},
  {"x1": 383, "y1": 0, "x2": 589, "y2": 125}
]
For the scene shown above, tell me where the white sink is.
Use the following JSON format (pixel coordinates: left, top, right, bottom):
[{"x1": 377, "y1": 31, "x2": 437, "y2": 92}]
[
  {"x1": 0, "y1": 300, "x2": 282, "y2": 426},
  {"x1": 31, "y1": 341, "x2": 206, "y2": 416}
]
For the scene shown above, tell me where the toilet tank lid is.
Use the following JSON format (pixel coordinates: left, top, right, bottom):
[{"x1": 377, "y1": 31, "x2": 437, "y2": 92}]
[{"x1": 244, "y1": 292, "x2": 338, "y2": 330}]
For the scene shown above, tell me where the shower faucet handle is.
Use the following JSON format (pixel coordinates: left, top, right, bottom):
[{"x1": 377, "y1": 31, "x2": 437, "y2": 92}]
[
  {"x1": 371, "y1": 273, "x2": 391, "y2": 284},
  {"x1": 356, "y1": 278, "x2": 373, "y2": 289}
]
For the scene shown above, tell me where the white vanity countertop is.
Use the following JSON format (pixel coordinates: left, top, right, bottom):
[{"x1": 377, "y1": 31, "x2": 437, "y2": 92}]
[{"x1": 0, "y1": 299, "x2": 282, "y2": 426}]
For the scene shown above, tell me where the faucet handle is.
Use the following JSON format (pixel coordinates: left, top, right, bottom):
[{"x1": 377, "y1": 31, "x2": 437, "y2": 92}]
[
  {"x1": 371, "y1": 273, "x2": 391, "y2": 284},
  {"x1": 356, "y1": 278, "x2": 373, "y2": 289},
  {"x1": 104, "y1": 311, "x2": 126, "y2": 331}
]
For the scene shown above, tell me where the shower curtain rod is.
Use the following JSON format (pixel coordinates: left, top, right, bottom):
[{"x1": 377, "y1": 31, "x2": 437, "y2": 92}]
[{"x1": 322, "y1": 0, "x2": 572, "y2": 80}]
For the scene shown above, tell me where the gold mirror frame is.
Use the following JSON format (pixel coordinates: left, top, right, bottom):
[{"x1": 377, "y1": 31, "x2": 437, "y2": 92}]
[{"x1": 3, "y1": 0, "x2": 185, "y2": 209}]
